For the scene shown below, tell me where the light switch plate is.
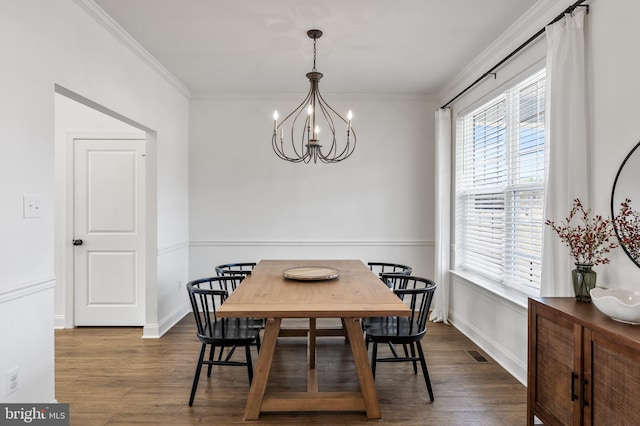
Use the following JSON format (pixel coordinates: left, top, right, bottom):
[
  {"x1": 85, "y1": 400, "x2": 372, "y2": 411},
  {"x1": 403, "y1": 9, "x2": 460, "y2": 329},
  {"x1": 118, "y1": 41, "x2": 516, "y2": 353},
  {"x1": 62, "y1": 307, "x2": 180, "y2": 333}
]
[{"x1": 23, "y1": 195, "x2": 41, "y2": 218}]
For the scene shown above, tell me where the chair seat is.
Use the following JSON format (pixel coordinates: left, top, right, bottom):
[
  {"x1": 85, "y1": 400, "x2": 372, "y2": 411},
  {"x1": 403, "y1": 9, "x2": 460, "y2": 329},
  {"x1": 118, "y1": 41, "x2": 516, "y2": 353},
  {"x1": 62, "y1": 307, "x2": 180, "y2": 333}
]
[
  {"x1": 199, "y1": 319, "x2": 261, "y2": 345},
  {"x1": 361, "y1": 316, "x2": 392, "y2": 328},
  {"x1": 365, "y1": 317, "x2": 426, "y2": 342}
]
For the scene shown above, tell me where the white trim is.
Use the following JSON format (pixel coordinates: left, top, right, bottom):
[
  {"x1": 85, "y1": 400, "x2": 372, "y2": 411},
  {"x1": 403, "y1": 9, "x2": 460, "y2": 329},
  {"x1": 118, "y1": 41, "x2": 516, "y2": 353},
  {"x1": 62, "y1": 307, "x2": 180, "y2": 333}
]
[
  {"x1": 450, "y1": 269, "x2": 534, "y2": 309},
  {"x1": 158, "y1": 240, "x2": 189, "y2": 256},
  {"x1": 0, "y1": 276, "x2": 56, "y2": 303},
  {"x1": 449, "y1": 308, "x2": 527, "y2": 386},
  {"x1": 190, "y1": 240, "x2": 434, "y2": 247},
  {"x1": 73, "y1": 0, "x2": 191, "y2": 98},
  {"x1": 54, "y1": 315, "x2": 66, "y2": 329},
  {"x1": 63, "y1": 132, "x2": 150, "y2": 328},
  {"x1": 191, "y1": 92, "x2": 433, "y2": 101},
  {"x1": 143, "y1": 305, "x2": 190, "y2": 339},
  {"x1": 438, "y1": 0, "x2": 566, "y2": 105},
  {"x1": 142, "y1": 324, "x2": 160, "y2": 339}
]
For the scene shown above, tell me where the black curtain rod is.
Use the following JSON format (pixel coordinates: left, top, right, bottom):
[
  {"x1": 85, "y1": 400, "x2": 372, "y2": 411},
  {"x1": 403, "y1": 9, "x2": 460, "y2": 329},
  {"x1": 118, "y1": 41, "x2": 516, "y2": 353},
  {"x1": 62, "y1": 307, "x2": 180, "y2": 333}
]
[{"x1": 440, "y1": 0, "x2": 588, "y2": 109}]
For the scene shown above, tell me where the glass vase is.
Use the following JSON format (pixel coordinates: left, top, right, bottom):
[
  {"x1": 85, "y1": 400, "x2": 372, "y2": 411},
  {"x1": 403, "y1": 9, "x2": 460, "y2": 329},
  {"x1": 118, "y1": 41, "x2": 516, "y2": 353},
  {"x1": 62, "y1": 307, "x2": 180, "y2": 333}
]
[{"x1": 572, "y1": 263, "x2": 597, "y2": 302}]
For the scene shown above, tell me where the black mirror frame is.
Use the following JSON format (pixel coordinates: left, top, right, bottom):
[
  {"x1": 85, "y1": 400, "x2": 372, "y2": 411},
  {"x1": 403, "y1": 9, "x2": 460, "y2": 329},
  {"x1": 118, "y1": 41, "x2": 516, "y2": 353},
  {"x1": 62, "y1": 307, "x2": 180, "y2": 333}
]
[{"x1": 611, "y1": 139, "x2": 640, "y2": 269}]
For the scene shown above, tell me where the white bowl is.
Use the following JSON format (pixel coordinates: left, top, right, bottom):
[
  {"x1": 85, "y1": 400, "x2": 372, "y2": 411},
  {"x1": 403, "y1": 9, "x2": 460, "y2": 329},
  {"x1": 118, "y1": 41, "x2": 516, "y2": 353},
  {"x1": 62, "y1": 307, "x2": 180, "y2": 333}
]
[{"x1": 590, "y1": 287, "x2": 640, "y2": 324}]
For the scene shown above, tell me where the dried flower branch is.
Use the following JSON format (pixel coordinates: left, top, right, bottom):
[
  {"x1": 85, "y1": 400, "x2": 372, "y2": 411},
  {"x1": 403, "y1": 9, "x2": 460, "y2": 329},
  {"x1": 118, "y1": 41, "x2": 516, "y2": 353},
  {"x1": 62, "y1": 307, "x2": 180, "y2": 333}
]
[
  {"x1": 546, "y1": 198, "x2": 618, "y2": 265},
  {"x1": 615, "y1": 198, "x2": 640, "y2": 262}
]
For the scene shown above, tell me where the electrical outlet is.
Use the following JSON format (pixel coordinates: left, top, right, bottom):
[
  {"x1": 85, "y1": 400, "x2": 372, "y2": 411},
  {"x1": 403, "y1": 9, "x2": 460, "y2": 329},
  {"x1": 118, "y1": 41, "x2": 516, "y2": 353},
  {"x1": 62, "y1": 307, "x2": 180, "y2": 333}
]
[{"x1": 6, "y1": 367, "x2": 19, "y2": 396}]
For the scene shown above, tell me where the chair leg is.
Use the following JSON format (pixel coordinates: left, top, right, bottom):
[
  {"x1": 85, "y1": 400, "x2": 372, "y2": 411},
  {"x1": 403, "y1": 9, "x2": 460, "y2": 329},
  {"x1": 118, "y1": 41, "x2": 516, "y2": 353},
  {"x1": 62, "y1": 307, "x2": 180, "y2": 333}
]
[
  {"x1": 388, "y1": 342, "x2": 399, "y2": 358},
  {"x1": 371, "y1": 342, "x2": 378, "y2": 379},
  {"x1": 189, "y1": 343, "x2": 207, "y2": 406},
  {"x1": 255, "y1": 333, "x2": 261, "y2": 353},
  {"x1": 245, "y1": 344, "x2": 254, "y2": 385},
  {"x1": 207, "y1": 345, "x2": 217, "y2": 377},
  {"x1": 216, "y1": 345, "x2": 224, "y2": 361},
  {"x1": 416, "y1": 342, "x2": 434, "y2": 401},
  {"x1": 409, "y1": 343, "x2": 418, "y2": 374}
]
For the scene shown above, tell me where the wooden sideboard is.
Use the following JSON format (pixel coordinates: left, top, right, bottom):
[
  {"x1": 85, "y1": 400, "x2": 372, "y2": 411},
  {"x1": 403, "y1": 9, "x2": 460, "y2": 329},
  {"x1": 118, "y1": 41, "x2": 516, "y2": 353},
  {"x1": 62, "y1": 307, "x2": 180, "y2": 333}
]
[{"x1": 528, "y1": 297, "x2": 640, "y2": 425}]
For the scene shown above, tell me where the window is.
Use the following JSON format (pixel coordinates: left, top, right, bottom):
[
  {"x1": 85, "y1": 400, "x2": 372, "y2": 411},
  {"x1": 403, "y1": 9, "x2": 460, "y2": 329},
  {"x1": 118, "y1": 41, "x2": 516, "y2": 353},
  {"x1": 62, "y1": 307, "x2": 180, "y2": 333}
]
[{"x1": 455, "y1": 69, "x2": 545, "y2": 293}]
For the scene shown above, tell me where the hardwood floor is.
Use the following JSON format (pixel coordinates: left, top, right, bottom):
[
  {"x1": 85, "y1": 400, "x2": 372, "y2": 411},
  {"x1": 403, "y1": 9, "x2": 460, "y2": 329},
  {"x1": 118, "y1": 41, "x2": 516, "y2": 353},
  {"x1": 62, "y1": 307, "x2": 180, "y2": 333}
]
[{"x1": 55, "y1": 316, "x2": 526, "y2": 425}]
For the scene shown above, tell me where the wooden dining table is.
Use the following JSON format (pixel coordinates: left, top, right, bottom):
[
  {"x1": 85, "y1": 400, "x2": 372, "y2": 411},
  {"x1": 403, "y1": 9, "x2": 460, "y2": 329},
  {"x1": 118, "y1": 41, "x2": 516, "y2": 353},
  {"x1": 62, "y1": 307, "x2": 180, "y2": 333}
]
[{"x1": 217, "y1": 259, "x2": 411, "y2": 420}]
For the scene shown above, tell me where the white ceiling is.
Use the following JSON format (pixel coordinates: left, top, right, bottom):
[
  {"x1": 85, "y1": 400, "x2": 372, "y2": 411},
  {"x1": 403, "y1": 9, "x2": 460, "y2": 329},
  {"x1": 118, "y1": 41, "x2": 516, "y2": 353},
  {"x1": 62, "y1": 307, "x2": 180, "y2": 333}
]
[{"x1": 93, "y1": 0, "x2": 539, "y2": 96}]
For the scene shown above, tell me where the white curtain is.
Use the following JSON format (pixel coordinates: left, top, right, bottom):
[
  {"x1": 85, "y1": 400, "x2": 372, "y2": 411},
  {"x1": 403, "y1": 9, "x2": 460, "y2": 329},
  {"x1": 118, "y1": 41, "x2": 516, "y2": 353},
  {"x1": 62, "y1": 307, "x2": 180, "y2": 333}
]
[
  {"x1": 540, "y1": 8, "x2": 589, "y2": 297},
  {"x1": 430, "y1": 108, "x2": 451, "y2": 323}
]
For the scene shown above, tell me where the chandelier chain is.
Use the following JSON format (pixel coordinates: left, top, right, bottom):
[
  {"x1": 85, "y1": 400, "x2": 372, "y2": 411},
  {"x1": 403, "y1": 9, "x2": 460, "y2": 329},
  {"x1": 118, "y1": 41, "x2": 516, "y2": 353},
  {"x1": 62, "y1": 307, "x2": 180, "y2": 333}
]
[{"x1": 312, "y1": 37, "x2": 317, "y2": 71}]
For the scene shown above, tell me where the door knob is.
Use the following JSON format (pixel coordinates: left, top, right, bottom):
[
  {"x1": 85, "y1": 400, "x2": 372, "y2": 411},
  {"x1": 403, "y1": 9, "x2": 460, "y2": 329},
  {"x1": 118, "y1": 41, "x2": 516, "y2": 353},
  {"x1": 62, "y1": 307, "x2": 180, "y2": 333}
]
[{"x1": 72, "y1": 239, "x2": 83, "y2": 246}]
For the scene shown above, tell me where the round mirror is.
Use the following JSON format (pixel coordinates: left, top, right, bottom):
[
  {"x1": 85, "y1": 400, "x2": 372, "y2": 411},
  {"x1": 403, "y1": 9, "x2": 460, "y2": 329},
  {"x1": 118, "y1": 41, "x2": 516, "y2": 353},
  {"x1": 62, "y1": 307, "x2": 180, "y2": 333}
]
[{"x1": 611, "y1": 140, "x2": 640, "y2": 268}]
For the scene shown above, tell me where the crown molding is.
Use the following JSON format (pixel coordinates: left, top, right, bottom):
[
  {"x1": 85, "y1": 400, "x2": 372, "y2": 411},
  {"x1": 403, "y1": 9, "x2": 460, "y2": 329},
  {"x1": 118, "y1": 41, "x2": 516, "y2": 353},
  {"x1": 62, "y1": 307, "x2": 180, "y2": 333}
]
[
  {"x1": 438, "y1": 0, "x2": 569, "y2": 106},
  {"x1": 190, "y1": 92, "x2": 433, "y2": 101},
  {"x1": 73, "y1": 0, "x2": 192, "y2": 99}
]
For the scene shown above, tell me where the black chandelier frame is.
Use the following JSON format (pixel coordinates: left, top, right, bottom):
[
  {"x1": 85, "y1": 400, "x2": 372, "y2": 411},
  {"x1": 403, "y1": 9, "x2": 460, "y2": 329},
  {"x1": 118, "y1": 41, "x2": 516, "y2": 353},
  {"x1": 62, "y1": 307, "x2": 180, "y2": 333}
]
[{"x1": 272, "y1": 29, "x2": 356, "y2": 164}]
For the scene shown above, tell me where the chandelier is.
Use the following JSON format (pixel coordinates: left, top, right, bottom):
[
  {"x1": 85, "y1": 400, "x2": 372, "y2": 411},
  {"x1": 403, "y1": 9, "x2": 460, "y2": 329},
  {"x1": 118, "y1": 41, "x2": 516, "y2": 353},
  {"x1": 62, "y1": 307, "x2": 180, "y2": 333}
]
[{"x1": 272, "y1": 29, "x2": 356, "y2": 164}]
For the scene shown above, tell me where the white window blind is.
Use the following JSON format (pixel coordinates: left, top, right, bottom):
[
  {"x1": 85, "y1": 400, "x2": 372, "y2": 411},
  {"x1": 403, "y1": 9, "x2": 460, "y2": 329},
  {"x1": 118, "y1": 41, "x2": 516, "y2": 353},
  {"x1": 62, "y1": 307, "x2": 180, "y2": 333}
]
[{"x1": 456, "y1": 69, "x2": 545, "y2": 292}]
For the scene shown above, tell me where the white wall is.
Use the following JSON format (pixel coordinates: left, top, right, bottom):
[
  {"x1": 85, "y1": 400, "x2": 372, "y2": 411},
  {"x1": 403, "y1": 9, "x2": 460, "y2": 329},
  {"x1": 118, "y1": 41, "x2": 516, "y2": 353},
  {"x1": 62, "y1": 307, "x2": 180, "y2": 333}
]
[
  {"x1": 589, "y1": 0, "x2": 640, "y2": 283},
  {"x1": 0, "y1": 0, "x2": 189, "y2": 402},
  {"x1": 189, "y1": 94, "x2": 436, "y2": 279},
  {"x1": 439, "y1": 0, "x2": 640, "y2": 384}
]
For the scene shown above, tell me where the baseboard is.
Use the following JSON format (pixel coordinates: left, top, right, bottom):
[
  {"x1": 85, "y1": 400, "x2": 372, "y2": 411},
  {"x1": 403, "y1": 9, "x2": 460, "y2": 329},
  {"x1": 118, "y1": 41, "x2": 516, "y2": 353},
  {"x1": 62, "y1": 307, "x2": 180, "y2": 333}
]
[
  {"x1": 449, "y1": 311, "x2": 527, "y2": 386},
  {"x1": 54, "y1": 315, "x2": 66, "y2": 329},
  {"x1": 143, "y1": 304, "x2": 189, "y2": 339}
]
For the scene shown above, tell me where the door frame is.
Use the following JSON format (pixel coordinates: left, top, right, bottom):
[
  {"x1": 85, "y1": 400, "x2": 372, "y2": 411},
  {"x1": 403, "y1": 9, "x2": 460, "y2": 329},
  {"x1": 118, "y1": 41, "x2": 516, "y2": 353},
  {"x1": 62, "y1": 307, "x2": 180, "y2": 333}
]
[{"x1": 60, "y1": 131, "x2": 158, "y2": 334}]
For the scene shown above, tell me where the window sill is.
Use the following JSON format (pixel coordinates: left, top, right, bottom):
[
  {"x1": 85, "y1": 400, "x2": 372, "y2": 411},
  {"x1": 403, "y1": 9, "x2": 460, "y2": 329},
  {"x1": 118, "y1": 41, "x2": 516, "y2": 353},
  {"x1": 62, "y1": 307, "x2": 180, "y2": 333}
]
[{"x1": 449, "y1": 269, "x2": 538, "y2": 309}]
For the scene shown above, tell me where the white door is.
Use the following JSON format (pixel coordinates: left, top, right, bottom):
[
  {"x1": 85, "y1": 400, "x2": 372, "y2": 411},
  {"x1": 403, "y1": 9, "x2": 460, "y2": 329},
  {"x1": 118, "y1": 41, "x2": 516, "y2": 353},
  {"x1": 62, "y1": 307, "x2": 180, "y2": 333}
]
[{"x1": 73, "y1": 138, "x2": 146, "y2": 325}]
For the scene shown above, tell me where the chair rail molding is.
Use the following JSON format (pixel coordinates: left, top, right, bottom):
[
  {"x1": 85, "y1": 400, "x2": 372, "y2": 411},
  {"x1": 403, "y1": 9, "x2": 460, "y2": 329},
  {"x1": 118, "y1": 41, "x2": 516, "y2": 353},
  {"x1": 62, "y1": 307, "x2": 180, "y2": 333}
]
[
  {"x1": 190, "y1": 239, "x2": 434, "y2": 247},
  {"x1": 0, "y1": 276, "x2": 56, "y2": 304},
  {"x1": 158, "y1": 240, "x2": 189, "y2": 256}
]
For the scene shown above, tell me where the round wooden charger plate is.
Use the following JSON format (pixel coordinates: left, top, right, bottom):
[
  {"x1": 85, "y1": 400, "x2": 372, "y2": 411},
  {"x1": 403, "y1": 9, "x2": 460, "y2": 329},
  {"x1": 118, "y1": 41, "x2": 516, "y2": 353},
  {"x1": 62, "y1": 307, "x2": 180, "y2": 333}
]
[{"x1": 283, "y1": 266, "x2": 340, "y2": 281}]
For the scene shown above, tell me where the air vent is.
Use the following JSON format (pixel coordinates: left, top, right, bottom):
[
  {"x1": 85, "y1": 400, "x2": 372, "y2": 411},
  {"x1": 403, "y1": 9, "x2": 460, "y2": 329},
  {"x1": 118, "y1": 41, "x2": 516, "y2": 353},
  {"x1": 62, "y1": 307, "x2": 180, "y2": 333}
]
[{"x1": 466, "y1": 350, "x2": 490, "y2": 363}]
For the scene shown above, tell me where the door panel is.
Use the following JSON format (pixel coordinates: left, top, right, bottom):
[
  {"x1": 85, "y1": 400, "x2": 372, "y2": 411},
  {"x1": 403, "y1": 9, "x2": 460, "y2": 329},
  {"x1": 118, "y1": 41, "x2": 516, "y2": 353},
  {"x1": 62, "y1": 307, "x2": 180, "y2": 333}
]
[
  {"x1": 74, "y1": 138, "x2": 145, "y2": 326},
  {"x1": 87, "y1": 251, "x2": 136, "y2": 304},
  {"x1": 87, "y1": 150, "x2": 137, "y2": 232}
]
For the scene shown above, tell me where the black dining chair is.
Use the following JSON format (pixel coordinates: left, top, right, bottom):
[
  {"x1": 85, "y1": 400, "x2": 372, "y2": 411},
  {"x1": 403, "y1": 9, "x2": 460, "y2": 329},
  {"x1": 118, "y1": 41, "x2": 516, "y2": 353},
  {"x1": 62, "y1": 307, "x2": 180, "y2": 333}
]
[
  {"x1": 186, "y1": 277, "x2": 261, "y2": 406},
  {"x1": 215, "y1": 262, "x2": 256, "y2": 277},
  {"x1": 214, "y1": 265, "x2": 265, "y2": 331},
  {"x1": 362, "y1": 273, "x2": 414, "y2": 359},
  {"x1": 364, "y1": 276, "x2": 437, "y2": 401},
  {"x1": 362, "y1": 273, "x2": 412, "y2": 329},
  {"x1": 367, "y1": 262, "x2": 412, "y2": 288}
]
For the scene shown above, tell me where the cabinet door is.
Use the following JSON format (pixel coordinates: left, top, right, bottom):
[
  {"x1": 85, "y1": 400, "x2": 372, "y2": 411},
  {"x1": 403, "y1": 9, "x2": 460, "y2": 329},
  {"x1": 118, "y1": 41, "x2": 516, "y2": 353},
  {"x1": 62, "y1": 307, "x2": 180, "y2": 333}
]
[
  {"x1": 586, "y1": 330, "x2": 640, "y2": 425},
  {"x1": 529, "y1": 303, "x2": 581, "y2": 425}
]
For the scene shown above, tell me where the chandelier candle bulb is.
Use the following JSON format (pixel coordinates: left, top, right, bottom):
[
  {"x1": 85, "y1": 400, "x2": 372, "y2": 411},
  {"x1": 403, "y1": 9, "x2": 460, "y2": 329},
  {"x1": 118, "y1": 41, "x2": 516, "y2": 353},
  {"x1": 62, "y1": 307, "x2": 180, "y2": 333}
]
[{"x1": 273, "y1": 110, "x2": 278, "y2": 132}]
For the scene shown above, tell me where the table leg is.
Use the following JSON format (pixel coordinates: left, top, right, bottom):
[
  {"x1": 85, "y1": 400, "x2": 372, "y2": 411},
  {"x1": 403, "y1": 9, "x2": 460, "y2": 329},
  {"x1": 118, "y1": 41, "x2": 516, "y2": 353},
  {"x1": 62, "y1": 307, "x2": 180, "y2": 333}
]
[
  {"x1": 309, "y1": 318, "x2": 317, "y2": 370},
  {"x1": 343, "y1": 317, "x2": 382, "y2": 419},
  {"x1": 244, "y1": 317, "x2": 282, "y2": 420}
]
